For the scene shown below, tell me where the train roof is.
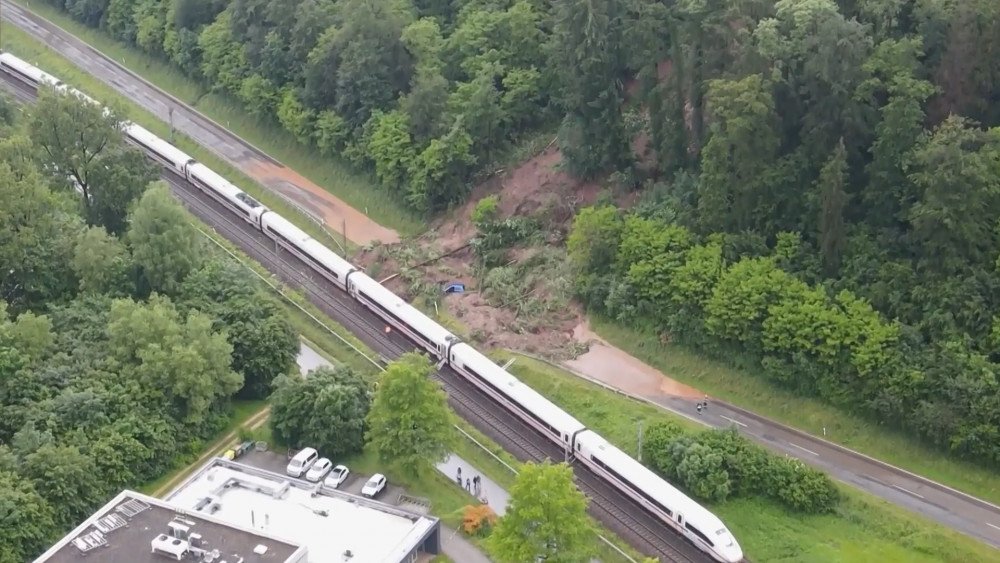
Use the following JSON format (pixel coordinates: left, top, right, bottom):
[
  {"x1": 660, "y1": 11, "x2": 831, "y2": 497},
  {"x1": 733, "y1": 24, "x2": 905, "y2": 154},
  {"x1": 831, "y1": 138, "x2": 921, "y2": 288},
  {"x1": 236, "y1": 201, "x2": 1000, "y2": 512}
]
[
  {"x1": 125, "y1": 123, "x2": 194, "y2": 168},
  {"x1": 350, "y1": 272, "x2": 456, "y2": 347},
  {"x1": 261, "y1": 212, "x2": 312, "y2": 245},
  {"x1": 188, "y1": 162, "x2": 244, "y2": 199},
  {"x1": 576, "y1": 430, "x2": 729, "y2": 535},
  {"x1": 451, "y1": 343, "x2": 587, "y2": 436},
  {"x1": 0, "y1": 52, "x2": 61, "y2": 86}
]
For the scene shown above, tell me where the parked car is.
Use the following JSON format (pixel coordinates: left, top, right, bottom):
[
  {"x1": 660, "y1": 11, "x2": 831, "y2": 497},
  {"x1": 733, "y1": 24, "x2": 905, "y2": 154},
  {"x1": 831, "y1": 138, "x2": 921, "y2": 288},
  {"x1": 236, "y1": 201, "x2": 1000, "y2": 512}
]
[
  {"x1": 285, "y1": 447, "x2": 318, "y2": 478},
  {"x1": 324, "y1": 465, "x2": 350, "y2": 489},
  {"x1": 305, "y1": 458, "x2": 333, "y2": 482},
  {"x1": 361, "y1": 473, "x2": 387, "y2": 498}
]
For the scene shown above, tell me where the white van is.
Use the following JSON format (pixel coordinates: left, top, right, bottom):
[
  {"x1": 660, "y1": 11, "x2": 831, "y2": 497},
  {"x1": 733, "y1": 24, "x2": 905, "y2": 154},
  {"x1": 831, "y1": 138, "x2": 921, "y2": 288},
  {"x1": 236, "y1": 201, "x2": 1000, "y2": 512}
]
[{"x1": 286, "y1": 447, "x2": 319, "y2": 477}]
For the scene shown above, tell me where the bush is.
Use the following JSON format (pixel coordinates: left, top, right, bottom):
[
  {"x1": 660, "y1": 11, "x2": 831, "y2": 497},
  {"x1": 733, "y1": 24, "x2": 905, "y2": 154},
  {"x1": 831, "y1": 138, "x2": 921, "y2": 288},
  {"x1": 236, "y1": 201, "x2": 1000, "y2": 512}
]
[{"x1": 643, "y1": 426, "x2": 840, "y2": 513}]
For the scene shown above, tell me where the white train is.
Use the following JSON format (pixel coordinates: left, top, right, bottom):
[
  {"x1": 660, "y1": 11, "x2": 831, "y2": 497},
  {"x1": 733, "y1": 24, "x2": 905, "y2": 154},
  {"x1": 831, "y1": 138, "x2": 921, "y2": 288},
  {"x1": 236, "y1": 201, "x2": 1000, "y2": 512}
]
[{"x1": 0, "y1": 51, "x2": 743, "y2": 563}]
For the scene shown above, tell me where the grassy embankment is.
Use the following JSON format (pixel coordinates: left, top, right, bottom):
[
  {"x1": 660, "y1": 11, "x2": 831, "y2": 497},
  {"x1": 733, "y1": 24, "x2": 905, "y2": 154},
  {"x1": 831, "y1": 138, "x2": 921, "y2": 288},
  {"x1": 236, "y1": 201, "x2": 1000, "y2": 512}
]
[
  {"x1": 8, "y1": 0, "x2": 422, "y2": 236},
  {"x1": 491, "y1": 351, "x2": 999, "y2": 563},
  {"x1": 589, "y1": 317, "x2": 1000, "y2": 508}
]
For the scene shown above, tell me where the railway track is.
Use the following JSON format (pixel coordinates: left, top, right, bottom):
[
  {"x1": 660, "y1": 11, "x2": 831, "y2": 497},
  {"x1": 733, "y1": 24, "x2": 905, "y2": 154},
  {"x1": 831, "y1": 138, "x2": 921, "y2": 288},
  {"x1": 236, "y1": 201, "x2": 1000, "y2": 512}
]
[{"x1": 0, "y1": 74, "x2": 714, "y2": 563}]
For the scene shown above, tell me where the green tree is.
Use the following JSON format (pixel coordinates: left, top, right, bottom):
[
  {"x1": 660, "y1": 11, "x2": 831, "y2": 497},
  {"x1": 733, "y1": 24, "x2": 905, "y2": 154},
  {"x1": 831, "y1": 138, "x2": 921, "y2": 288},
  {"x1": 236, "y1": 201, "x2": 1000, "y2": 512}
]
[
  {"x1": 401, "y1": 68, "x2": 449, "y2": 143},
  {"x1": 906, "y1": 117, "x2": 1000, "y2": 274},
  {"x1": 0, "y1": 162, "x2": 81, "y2": 312},
  {"x1": 270, "y1": 367, "x2": 372, "y2": 457},
  {"x1": 20, "y1": 444, "x2": 103, "y2": 530},
  {"x1": 126, "y1": 183, "x2": 203, "y2": 295},
  {"x1": 107, "y1": 295, "x2": 241, "y2": 425},
  {"x1": 856, "y1": 37, "x2": 936, "y2": 226},
  {"x1": 198, "y1": 10, "x2": 249, "y2": 93},
  {"x1": 0, "y1": 471, "x2": 55, "y2": 563},
  {"x1": 551, "y1": 0, "x2": 631, "y2": 178},
  {"x1": 367, "y1": 110, "x2": 418, "y2": 194},
  {"x1": 697, "y1": 74, "x2": 780, "y2": 234},
  {"x1": 407, "y1": 119, "x2": 476, "y2": 211},
  {"x1": 85, "y1": 146, "x2": 158, "y2": 235},
  {"x1": 365, "y1": 352, "x2": 454, "y2": 475},
  {"x1": 815, "y1": 139, "x2": 849, "y2": 276},
  {"x1": 72, "y1": 226, "x2": 133, "y2": 295},
  {"x1": 180, "y1": 260, "x2": 298, "y2": 399},
  {"x1": 487, "y1": 461, "x2": 593, "y2": 563},
  {"x1": 27, "y1": 88, "x2": 124, "y2": 205}
]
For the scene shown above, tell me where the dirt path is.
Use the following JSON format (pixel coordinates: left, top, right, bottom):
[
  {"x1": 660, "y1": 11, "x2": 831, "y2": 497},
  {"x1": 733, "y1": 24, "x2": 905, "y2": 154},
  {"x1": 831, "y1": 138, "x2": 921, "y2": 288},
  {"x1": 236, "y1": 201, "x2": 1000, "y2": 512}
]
[
  {"x1": 564, "y1": 321, "x2": 705, "y2": 400},
  {"x1": 151, "y1": 407, "x2": 271, "y2": 498}
]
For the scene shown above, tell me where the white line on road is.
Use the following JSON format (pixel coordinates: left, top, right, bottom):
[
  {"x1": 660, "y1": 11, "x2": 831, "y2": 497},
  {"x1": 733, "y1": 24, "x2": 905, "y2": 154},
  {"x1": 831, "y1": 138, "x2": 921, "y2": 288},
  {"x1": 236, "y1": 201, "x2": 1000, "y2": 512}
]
[
  {"x1": 720, "y1": 415, "x2": 748, "y2": 428},
  {"x1": 789, "y1": 442, "x2": 819, "y2": 456},
  {"x1": 893, "y1": 485, "x2": 925, "y2": 499},
  {"x1": 987, "y1": 522, "x2": 1000, "y2": 532}
]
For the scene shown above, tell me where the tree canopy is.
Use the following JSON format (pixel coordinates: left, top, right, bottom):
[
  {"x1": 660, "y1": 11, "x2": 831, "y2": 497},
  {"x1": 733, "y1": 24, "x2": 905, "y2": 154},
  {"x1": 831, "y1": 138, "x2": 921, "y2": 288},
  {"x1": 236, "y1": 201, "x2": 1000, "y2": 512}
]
[
  {"x1": 487, "y1": 461, "x2": 594, "y2": 563},
  {"x1": 0, "y1": 88, "x2": 297, "y2": 558},
  {"x1": 270, "y1": 366, "x2": 372, "y2": 458},
  {"x1": 365, "y1": 352, "x2": 454, "y2": 475}
]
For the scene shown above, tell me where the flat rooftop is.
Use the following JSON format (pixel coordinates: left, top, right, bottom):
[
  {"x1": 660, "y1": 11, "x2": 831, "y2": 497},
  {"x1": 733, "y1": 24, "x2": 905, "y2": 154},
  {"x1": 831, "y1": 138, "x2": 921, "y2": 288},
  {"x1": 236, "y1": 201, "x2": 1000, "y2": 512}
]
[
  {"x1": 164, "y1": 458, "x2": 438, "y2": 563},
  {"x1": 34, "y1": 491, "x2": 303, "y2": 563}
]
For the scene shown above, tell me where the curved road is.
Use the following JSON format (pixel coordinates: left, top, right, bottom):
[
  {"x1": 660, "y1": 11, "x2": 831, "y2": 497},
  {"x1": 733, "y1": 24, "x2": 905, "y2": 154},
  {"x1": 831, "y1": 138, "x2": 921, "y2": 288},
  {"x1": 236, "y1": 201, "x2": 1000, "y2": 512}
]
[
  {"x1": 4, "y1": 1, "x2": 999, "y2": 552},
  {"x1": 1, "y1": 0, "x2": 398, "y2": 246}
]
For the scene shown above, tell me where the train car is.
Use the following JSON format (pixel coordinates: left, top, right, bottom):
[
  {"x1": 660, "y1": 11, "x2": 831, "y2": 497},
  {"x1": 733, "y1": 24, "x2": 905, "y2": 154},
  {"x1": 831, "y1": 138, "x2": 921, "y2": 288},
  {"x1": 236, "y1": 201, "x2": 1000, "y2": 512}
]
[
  {"x1": 575, "y1": 430, "x2": 743, "y2": 563},
  {"x1": 347, "y1": 271, "x2": 457, "y2": 357},
  {"x1": 448, "y1": 342, "x2": 586, "y2": 448},
  {"x1": 187, "y1": 162, "x2": 267, "y2": 225},
  {"x1": 124, "y1": 123, "x2": 194, "y2": 176},
  {"x1": 0, "y1": 52, "x2": 61, "y2": 89},
  {"x1": 260, "y1": 211, "x2": 354, "y2": 289}
]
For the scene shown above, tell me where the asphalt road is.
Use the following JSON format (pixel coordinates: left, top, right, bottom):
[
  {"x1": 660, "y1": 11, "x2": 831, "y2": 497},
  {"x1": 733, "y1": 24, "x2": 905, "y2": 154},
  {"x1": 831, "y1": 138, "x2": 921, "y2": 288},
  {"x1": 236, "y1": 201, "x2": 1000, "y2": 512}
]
[{"x1": 4, "y1": 2, "x2": 999, "y2": 553}]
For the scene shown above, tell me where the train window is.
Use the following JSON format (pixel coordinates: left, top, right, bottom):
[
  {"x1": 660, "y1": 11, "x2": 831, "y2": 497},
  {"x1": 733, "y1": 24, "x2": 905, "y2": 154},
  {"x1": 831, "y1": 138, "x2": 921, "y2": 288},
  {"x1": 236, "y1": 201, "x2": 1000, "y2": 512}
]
[
  {"x1": 685, "y1": 523, "x2": 713, "y2": 547},
  {"x1": 589, "y1": 455, "x2": 672, "y2": 517}
]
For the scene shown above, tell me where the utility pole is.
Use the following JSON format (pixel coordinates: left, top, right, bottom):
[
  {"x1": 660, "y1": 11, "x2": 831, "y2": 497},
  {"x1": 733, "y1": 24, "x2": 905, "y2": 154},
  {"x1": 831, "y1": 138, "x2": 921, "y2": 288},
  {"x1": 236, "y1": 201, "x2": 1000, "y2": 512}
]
[
  {"x1": 636, "y1": 420, "x2": 644, "y2": 462},
  {"x1": 168, "y1": 107, "x2": 175, "y2": 143}
]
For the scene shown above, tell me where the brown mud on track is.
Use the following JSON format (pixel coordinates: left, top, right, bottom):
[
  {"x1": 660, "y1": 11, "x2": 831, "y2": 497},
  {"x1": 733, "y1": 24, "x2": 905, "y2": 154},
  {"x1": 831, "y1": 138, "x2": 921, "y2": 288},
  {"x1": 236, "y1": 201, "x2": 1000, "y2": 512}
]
[
  {"x1": 244, "y1": 161, "x2": 400, "y2": 246},
  {"x1": 565, "y1": 321, "x2": 704, "y2": 400}
]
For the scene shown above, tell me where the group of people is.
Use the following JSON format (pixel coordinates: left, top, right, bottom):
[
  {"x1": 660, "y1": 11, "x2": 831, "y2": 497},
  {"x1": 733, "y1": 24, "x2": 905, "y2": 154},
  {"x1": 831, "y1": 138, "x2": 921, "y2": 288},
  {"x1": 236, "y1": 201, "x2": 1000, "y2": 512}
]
[
  {"x1": 696, "y1": 395, "x2": 710, "y2": 414},
  {"x1": 456, "y1": 467, "x2": 487, "y2": 503}
]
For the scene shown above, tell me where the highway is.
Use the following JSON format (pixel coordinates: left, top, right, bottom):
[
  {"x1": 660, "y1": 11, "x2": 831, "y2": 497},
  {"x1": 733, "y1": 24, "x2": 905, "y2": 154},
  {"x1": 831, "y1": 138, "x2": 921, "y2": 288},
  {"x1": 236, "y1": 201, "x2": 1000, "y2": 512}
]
[{"x1": 3, "y1": 1, "x2": 999, "y2": 553}]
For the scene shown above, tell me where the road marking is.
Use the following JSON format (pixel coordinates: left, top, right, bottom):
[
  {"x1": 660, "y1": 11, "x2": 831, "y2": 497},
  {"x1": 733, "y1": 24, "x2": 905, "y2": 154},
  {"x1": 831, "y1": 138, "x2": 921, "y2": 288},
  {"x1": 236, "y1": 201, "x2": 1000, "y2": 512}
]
[
  {"x1": 893, "y1": 485, "x2": 925, "y2": 500},
  {"x1": 987, "y1": 522, "x2": 1000, "y2": 532},
  {"x1": 720, "y1": 415, "x2": 747, "y2": 428},
  {"x1": 789, "y1": 442, "x2": 819, "y2": 456}
]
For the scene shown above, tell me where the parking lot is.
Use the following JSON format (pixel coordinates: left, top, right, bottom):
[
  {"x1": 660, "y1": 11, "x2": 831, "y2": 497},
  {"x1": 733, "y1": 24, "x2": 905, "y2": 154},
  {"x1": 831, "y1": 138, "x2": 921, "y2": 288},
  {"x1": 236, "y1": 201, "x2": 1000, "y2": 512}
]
[{"x1": 236, "y1": 449, "x2": 410, "y2": 508}]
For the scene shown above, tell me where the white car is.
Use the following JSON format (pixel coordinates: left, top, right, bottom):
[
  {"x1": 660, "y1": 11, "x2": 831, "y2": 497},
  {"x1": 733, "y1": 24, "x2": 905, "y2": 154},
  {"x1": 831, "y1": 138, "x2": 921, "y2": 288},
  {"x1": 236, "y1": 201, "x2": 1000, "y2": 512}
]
[
  {"x1": 361, "y1": 473, "x2": 386, "y2": 498},
  {"x1": 305, "y1": 458, "x2": 333, "y2": 482},
  {"x1": 323, "y1": 465, "x2": 350, "y2": 489}
]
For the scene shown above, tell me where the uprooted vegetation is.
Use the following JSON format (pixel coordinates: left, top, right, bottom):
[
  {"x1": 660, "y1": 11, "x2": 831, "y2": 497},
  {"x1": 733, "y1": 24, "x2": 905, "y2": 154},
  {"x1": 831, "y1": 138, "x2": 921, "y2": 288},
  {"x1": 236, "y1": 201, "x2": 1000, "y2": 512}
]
[{"x1": 355, "y1": 190, "x2": 591, "y2": 358}]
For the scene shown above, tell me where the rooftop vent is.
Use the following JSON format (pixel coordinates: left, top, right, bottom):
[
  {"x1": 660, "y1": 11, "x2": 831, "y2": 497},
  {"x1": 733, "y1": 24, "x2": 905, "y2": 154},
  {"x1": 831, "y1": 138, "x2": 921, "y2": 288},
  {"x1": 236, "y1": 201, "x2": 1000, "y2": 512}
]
[
  {"x1": 151, "y1": 533, "x2": 189, "y2": 560},
  {"x1": 253, "y1": 544, "x2": 268, "y2": 555}
]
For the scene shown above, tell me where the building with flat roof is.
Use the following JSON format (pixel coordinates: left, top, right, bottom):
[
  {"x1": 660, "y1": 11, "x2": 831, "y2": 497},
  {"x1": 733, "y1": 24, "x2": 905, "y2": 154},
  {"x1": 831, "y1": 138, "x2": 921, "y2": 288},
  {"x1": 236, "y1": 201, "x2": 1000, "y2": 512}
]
[
  {"x1": 35, "y1": 458, "x2": 440, "y2": 563},
  {"x1": 34, "y1": 491, "x2": 304, "y2": 563}
]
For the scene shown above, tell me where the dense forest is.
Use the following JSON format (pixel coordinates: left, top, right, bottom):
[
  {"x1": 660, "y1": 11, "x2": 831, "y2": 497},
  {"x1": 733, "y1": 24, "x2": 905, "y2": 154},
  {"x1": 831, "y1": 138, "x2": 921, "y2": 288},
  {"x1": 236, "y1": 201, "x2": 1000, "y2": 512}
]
[
  {"x1": 0, "y1": 89, "x2": 298, "y2": 561},
  {"x1": 37, "y1": 0, "x2": 1000, "y2": 466}
]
